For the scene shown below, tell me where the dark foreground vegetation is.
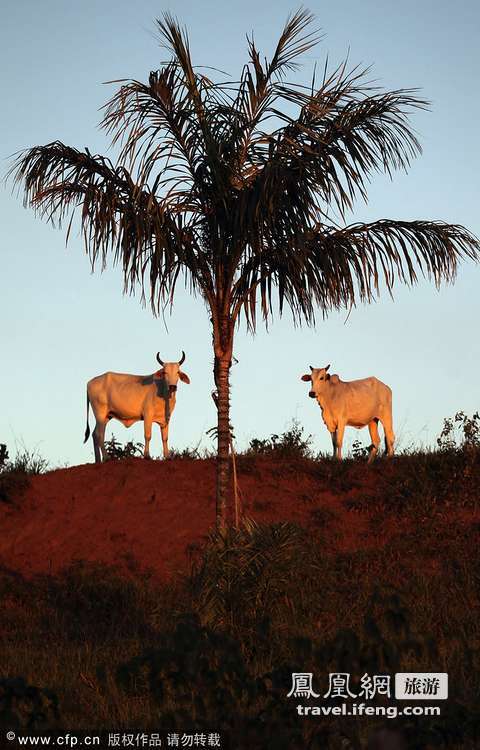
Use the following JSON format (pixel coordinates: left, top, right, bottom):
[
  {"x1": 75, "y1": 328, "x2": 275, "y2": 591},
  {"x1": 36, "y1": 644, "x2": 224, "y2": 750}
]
[{"x1": 0, "y1": 415, "x2": 479, "y2": 748}]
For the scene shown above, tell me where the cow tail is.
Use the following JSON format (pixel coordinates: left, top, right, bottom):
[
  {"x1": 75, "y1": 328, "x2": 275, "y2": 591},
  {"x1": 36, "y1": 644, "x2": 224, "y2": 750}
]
[{"x1": 84, "y1": 392, "x2": 91, "y2": 443}]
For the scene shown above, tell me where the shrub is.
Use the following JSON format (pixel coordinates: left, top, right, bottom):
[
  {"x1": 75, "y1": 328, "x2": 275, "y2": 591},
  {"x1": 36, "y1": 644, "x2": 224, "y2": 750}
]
[
  {"x1": 437, "y1": 411, "x2": 480, "y2": 452},
  {"x1": 246, "y1": 419, "x2": 313, "y2": 459},
  {"x1": 9, "y1": 449, "x2": 49, "y2": 475},
  {"x1": 0, "y1": 443, "x2": 45, "y2": 504},
  {"x1": 104, "y1": 435, "x2": 144, "y2": 460},
  {"x1": 0, "y1": 443, "x2": 49, "y2": 475},
  {"x1": 189, "y1": 519, "x2": 317, "y2": 633},
  {"x1": 351, "y1": 438, "x2": 370, "y2": 460},
  {"x1": 0, "y1": 444, "x2": 8, "y2": 469}
]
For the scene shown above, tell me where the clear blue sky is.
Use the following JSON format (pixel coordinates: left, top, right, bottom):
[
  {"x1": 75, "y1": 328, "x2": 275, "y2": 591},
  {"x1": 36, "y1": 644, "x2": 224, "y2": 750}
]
[{"x1": 1, "y1": 0, "x2": 479, "y2": 465}]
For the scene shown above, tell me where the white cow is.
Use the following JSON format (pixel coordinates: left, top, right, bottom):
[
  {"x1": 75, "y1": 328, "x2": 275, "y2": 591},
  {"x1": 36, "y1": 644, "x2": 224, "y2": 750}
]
[
  {"x1": 301, "y1": 364, "x2": 394, "y2": 461},
  {"x1": 84, "y1": 352, "x2": 190, "y2": 462}
]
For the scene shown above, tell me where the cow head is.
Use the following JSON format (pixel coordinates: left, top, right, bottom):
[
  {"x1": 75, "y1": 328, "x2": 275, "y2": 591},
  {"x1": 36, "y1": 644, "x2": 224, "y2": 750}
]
[
  {"x1": 155, "y1": 351, "x2": 191, "y2": 394},
  {"x1": 301, "y1": 364, "x2": 331, "y2": 398}
]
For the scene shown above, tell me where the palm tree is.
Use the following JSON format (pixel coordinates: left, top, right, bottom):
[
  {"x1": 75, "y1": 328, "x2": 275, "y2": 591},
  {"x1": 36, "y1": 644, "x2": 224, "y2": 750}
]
[{"x1": 10, "y1": 10, "x2": 479, "y2": 529}]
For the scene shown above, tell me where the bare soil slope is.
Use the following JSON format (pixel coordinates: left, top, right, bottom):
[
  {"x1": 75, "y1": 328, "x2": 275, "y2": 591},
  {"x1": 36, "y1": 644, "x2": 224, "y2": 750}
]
[{"x1": 0, "y1": 456, "x2": 477, "y2": 580}]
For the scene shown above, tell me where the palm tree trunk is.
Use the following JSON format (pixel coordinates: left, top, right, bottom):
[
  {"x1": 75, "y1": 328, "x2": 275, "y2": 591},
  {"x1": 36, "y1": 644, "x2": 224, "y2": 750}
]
[
  {"x1": 212, "y1": 309, "x2": 234, "y2": 531},
  {"x1": 215, "y1": 353, "x2": 231, "y2": 531}
]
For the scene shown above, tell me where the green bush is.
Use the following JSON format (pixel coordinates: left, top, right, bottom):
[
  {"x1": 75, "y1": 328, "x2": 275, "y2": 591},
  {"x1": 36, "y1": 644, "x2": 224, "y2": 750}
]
[
  {"x1": 437, "y1": 411, "x2": 480, "y2": 452},
  {"x1": 104, "y1": 435, "x2": 144, "y2": 460},
  {"x1": 246, "y1": 420, "x2": 313, "y2": 459},
  {"x1": 189, "y1": 519, "x2": 318, "y2": 636},
  {"x1": 351, "y1": 438, "x2": 371, "y2": 460}
]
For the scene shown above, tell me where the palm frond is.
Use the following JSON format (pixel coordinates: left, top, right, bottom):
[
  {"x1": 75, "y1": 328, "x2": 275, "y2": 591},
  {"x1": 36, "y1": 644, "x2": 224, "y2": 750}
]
[
  {"x1": 101, "y1": 65, "x2": 204, "y2": 188},
  {"x1": 232, "y1": 220, "x2": 480, "y2": 327},
  {"x1": 8, "y1": 142, "x2": 212, "y2": 306},
  {"x1": 230, "y1": 9, "x2": 321, "y2": 174},
  {"x1": 155, "y1": 13, "x2": 228, "y2": 194},
  {"x1": 309, "y1": 219, "x2": 479, "y2": 308},
  {"x1": 267, "y1": 8, "x2": 322, "y2": 78},
  {"x1": 243, "y1": 65, "x2": 428, "y2": 218}
]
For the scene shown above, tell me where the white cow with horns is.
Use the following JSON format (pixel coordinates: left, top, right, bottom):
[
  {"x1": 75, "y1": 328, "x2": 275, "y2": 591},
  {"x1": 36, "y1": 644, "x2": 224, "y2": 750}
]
[
  {"x1": 301, "y1": 364, "x2": 395, "y2": 462},
  {"x1": 84, "y1": 352, "x2": 190, "y2": 462}
]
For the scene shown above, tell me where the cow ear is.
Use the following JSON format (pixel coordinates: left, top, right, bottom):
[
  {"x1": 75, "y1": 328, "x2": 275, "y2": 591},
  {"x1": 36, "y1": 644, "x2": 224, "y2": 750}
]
[
  {"x1": 325, "y1": 364, "x2": 331, "y2": 372},
  {"x1": 154, "y1": 369, "x2": 165, "y2": 378},
  {"x1": 179, "y1": 371, "x2": 190, "y2": 384},
  {"x1": 326, "y1": 373, "x2": 331, "y2": 381},
  {"x1": 301, "y1": 374, "x2": 311, "y2": 382}
]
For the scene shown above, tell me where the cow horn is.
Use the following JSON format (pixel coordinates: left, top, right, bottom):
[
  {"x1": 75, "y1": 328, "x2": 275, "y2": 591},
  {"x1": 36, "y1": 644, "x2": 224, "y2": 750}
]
[
  {"x1": 156, "y1": 353, "x2": 165, "y2": 367},
  {"x1": 178, "y1": 350, "x2": 186, "y2": 365},
  {"x1": 309, "y1": 365, "x2": 314, "y2": 372}
]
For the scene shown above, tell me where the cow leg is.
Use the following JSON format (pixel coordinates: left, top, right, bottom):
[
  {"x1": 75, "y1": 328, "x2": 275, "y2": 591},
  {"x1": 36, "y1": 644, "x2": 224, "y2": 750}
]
[
  {"x1": 143, "y1": 418, "x2": 153, "y2": 460},
  {"x1": 330, "y1": 431, "x2": 338, "y2": 458},
  {"x1": 160, "y1": 423, "x2": 169, "y2": 459},
  {"x1": 93, "y1": 421, "x2": 107, "y2": 463},
  {"x1": 335, "y1": 423, "x2": 345, "y2": 460},
  {"x1": 381, "y1": 414, "x2": 395, "y2": 457},
  {"x1": 367, "y1": 419, "x2": 381, "y2": 463},
  {"x1": 92, "y1": 431, "x2": 101, "y2": 464}
]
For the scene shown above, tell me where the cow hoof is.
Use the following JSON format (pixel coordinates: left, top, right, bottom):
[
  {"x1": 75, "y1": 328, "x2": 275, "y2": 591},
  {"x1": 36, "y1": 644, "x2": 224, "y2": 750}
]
[{"x1": 144, "y1": 454, "x2": 152, "y2": 461}]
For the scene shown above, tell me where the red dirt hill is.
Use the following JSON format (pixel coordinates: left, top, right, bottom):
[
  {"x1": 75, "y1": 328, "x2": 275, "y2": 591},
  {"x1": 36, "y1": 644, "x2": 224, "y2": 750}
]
[{"x1": 0, "y1": 456, "x2": 477, "y2": 580}]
